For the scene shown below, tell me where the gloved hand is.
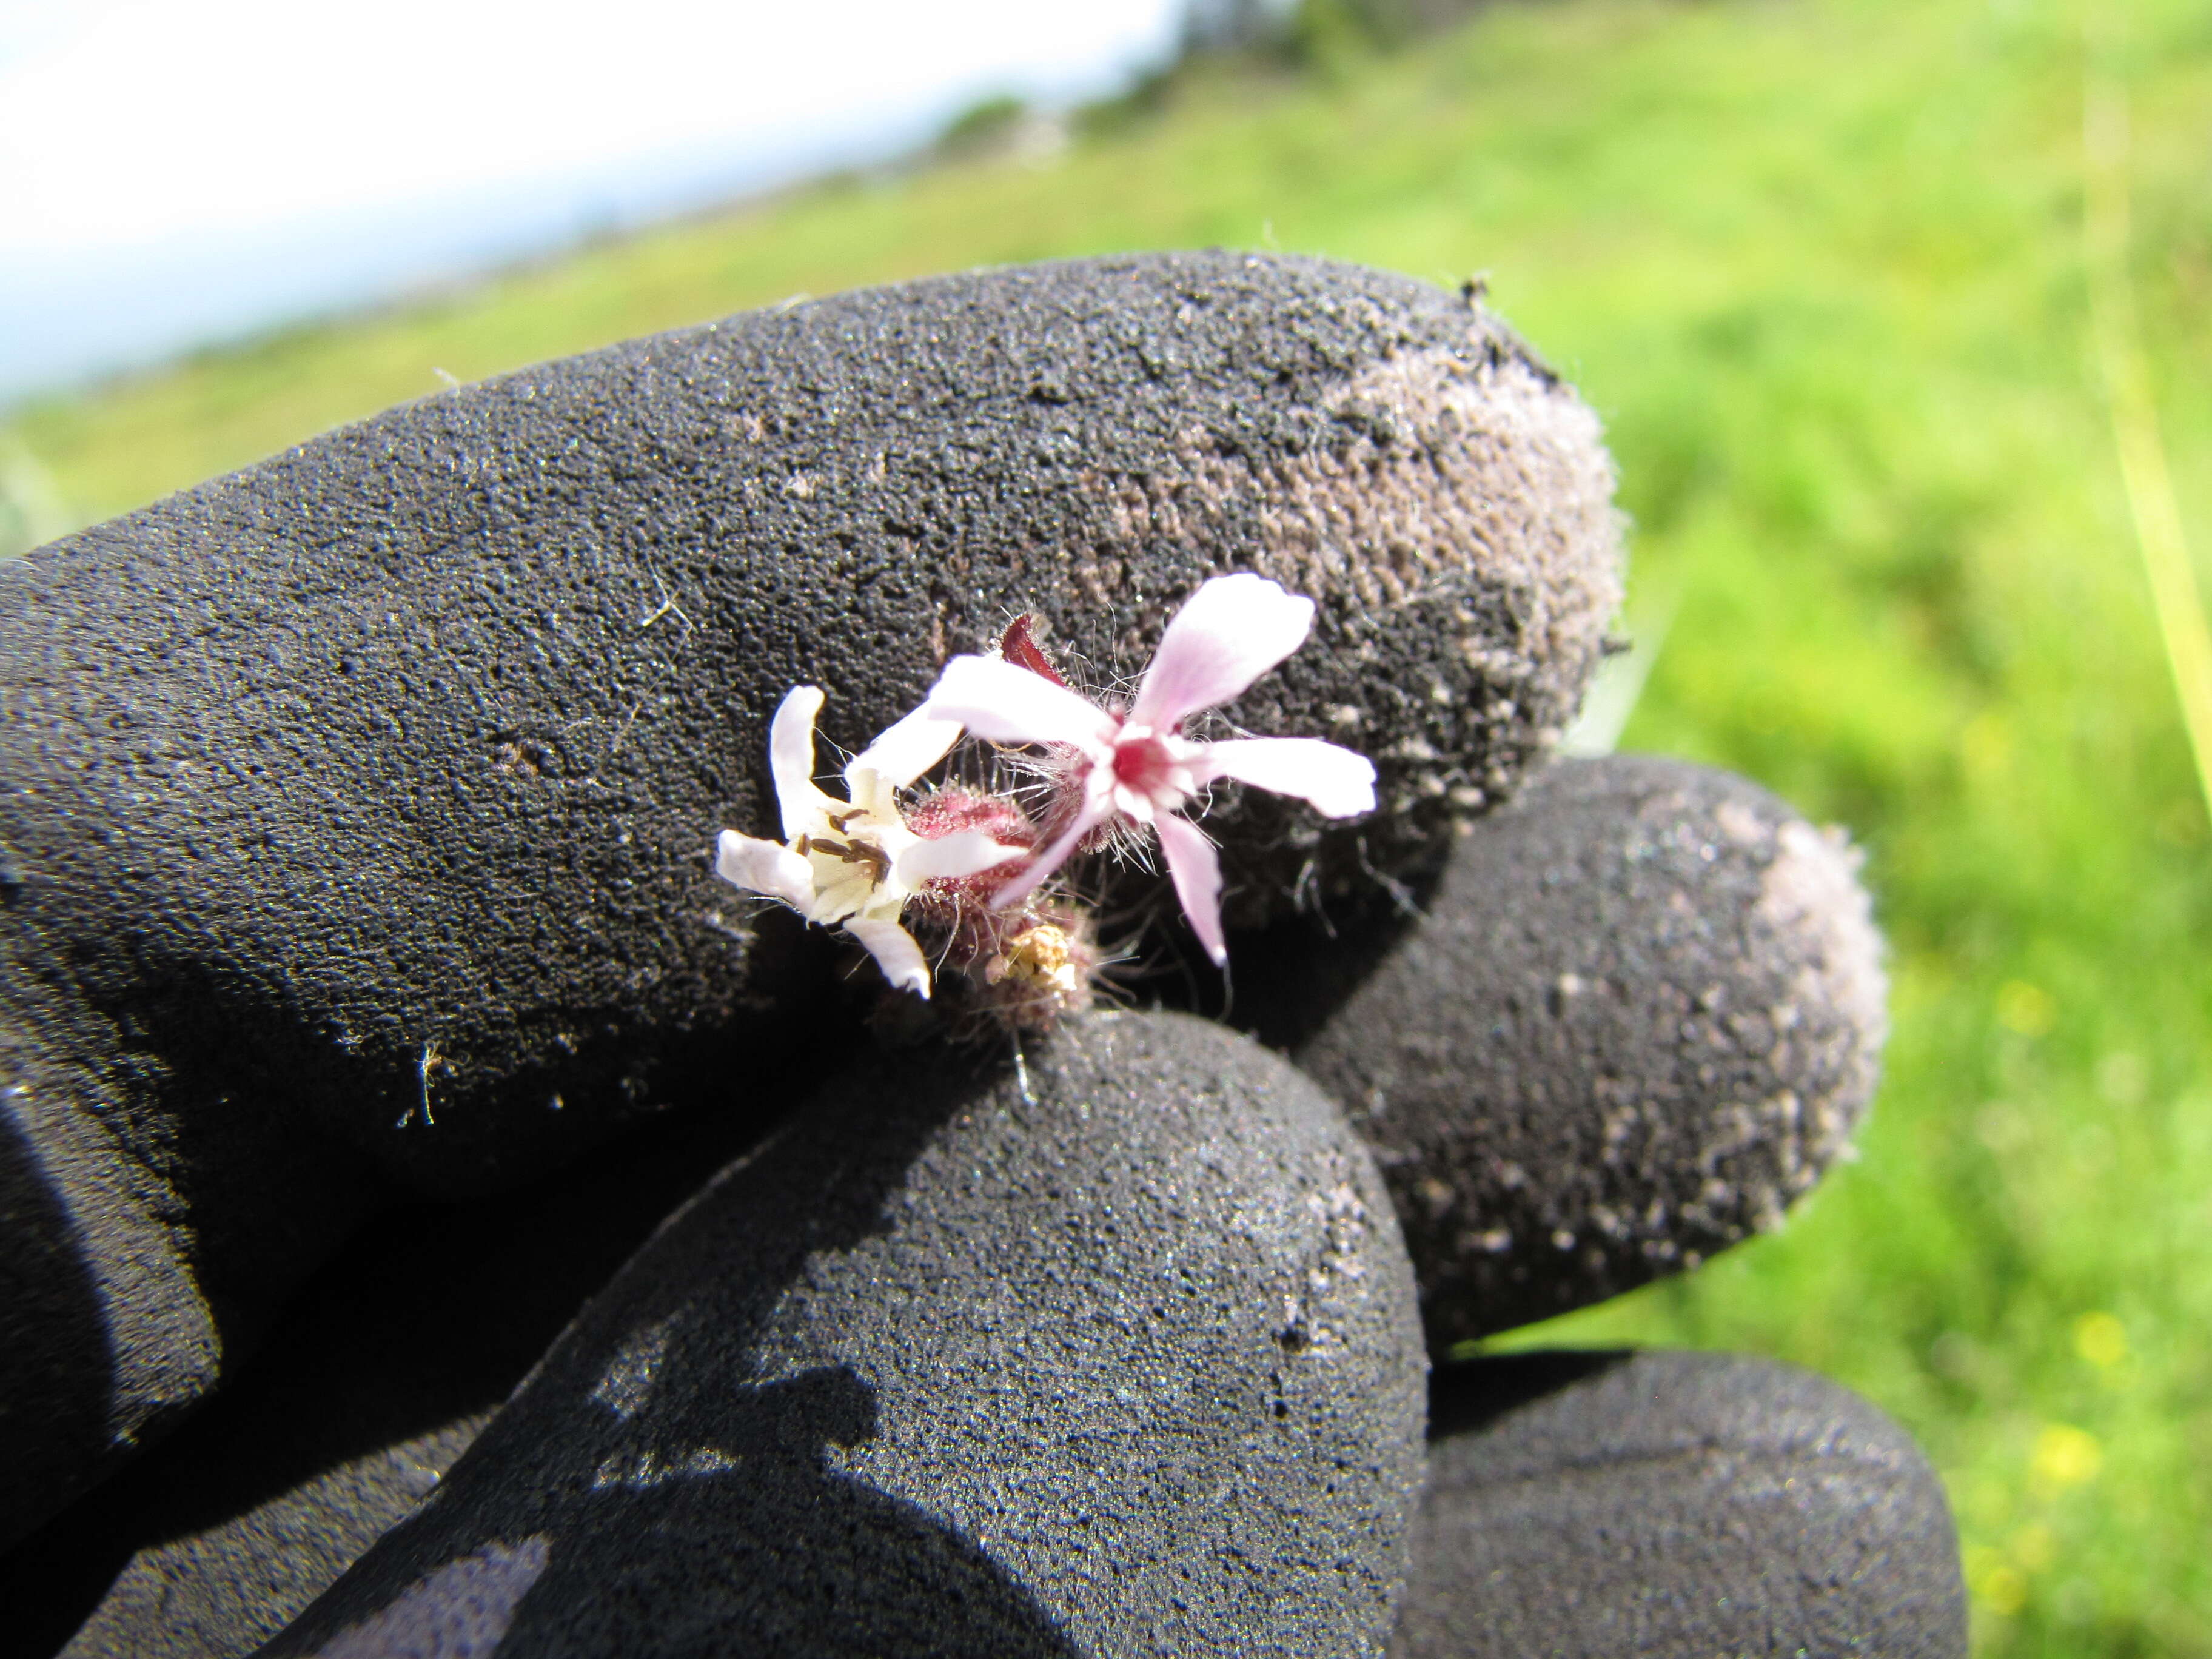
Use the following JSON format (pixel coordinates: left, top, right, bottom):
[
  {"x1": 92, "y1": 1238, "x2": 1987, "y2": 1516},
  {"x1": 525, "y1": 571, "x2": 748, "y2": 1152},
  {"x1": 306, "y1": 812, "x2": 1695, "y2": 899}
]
[
  {"x1": 0, "y1": 252, "x2": 1964, "y2": 1657},
  {"x1": 3, "y1": 756, "x2": 1963, "y2": 1659}
]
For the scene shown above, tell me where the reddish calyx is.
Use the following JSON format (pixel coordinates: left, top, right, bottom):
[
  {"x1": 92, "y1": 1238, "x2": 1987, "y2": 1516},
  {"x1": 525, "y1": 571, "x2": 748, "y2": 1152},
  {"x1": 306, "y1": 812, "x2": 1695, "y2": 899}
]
[{"x1": 1000, "y1": 614, "x2": 1069, "y2": 688}]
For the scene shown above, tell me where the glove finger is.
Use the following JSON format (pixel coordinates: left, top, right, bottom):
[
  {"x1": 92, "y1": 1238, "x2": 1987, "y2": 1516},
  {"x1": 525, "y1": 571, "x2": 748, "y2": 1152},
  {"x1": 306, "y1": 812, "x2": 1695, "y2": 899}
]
[
  {"x1": 1241, "y1": 752, "x2": 1886, "y2": 1346},
  {"x1": 200, "y1": 1011, "x2": 1420, "y2": 1659},
  {"x1": 1395, "y1": 1349, "x2": 1966, "y2": 1658}
]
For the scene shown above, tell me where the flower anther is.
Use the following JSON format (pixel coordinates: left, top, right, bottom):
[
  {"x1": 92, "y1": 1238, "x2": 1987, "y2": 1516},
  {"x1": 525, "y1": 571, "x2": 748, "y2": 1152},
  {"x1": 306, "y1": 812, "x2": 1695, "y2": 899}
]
[
  {"x1": 714, "y1": 685, "x2": 1024, "y2": 997},
  {"x1": 919, "y1": 573, "x2": 1377, "y2": 965}
]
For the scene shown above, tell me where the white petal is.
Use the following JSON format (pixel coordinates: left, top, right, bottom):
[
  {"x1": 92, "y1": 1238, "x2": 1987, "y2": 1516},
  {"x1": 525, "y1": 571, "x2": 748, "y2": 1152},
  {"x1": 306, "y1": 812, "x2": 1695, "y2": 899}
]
[
  {"x1": 1153, "y1": 811, "x2": 1228, "y2": 966},
  {"x1": 1197, "y1": 737, "x2": 1377, "y2": 818},
  {"x1": 843, "y1": 917, "x2": 932, "y2": 999},
  {"x1": 768, "y1": 685, "x2": 839, "y2": 840},
  {"x1": 848, "y1": 702, "x2": 964, "y2": 791},
  {"x1": 714, "y1": 831, "x2": 817, "y2": 911},
  {"x1": 923, "y1": 655, "x2": 1118, "y2": 754},
  {"x1": 1128, "y1": 574, "x2": 1315, "y2": 729},
  {"x1": 895, "y1": 830, "x2": 1026, "y2": 884},
  {"x1": 809, "y1": 867, "x2": 877, "y2": 927},
  {"x1": 989, "y1": 790, "x2": 1114, "y2": 911}
]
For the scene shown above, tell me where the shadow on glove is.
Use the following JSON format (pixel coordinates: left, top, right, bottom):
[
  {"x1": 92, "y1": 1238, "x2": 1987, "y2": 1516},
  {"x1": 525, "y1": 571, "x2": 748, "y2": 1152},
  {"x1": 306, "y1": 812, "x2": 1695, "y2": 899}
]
[
  {"x1": 287, "y1": 1364, "x2": 1082, "y2": 1659},
  {"x1": 247, "y1": 1011, "x2": 1421, "y2": 1659},
  {"x1": 0, "y1": 1062, "x2": 813, "y2": 1659}
]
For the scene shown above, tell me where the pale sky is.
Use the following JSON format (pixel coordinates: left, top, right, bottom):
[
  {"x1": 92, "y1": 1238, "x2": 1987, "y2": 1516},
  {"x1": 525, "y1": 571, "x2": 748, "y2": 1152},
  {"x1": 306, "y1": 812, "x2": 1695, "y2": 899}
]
[{"x1": 0, "y1": 0, "x2": 1188, "y2": 400}]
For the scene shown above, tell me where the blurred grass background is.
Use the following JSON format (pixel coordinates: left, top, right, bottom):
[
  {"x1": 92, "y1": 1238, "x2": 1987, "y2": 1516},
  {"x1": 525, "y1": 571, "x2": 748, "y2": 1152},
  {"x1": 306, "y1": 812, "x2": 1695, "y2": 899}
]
[{"x1": 4, "y1": 0, "x2": 2208, "y2": 1649}]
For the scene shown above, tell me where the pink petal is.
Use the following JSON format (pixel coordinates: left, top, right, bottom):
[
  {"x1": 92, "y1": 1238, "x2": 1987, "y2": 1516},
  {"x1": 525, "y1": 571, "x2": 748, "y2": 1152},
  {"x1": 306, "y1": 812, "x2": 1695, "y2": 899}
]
[
  {"x1": 896, "y1": 830, "x2": 1025, "y2": 885},
  {"x1": 768, "y1": 685, "x2": 835, "y2": 840},
  {"x1": 714, "y1": 830, "x2": 816, "y2": 911},
  {"x1": 842, "y1": 917, "x2": 933, "y2": 999},
  {"x1": 1128, "y1": 574, "x2": 1315, "y2": 729},
  {"x1": 922, "y1": 655, "x2": 1118, "y2": 754},
  {"x1": 1153, "y1": 811, "x2": 1227, "y2": 966},
  {"x1": 848, "y1": 702, "x2": 963, "y2": 790},
  {"x1": 989, "y1": 789, "x2": 1114, "y2": 911},
  {"x1": 1197, "y1": 737, "x2": 1377, "y2": 819}
]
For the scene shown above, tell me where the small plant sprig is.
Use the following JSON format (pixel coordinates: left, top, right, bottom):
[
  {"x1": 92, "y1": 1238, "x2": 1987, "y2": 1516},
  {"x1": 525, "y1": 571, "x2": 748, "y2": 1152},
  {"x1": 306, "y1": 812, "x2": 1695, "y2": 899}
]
[
  {"x1": 920, "y1": 572, "x2": 1376, "y2": 966},
  {"x1": 714, "y1": 574, "x2": 1376, "y2": 1028}
]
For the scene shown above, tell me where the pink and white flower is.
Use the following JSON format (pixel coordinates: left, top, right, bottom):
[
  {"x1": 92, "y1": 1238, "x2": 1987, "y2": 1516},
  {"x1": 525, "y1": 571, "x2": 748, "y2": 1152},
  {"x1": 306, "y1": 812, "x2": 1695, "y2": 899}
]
[
  {"x1": 714, "y1": 686, "x2": 1024, "y2": 998},
  {"x1": 919, "y1": 572, "x2": 1376, "y2": 965}
]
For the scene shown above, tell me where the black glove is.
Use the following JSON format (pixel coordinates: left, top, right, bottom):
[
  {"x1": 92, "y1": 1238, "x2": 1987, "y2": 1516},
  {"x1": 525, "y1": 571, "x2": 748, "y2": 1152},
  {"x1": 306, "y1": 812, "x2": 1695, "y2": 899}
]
[
  {"x1": 0, "y1": 253, "x2": 1962, "y2": 1657},
  {"x1": 4, "y1": 754, "x2": 1960, "y2": 1659}
]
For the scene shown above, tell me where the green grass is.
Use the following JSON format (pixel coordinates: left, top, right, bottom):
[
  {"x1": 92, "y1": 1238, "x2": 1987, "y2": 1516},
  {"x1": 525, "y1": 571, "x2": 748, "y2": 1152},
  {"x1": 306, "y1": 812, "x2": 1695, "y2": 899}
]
[{"x1": 7, "y1": 0, "x2": 2211, "y2": 1650}]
